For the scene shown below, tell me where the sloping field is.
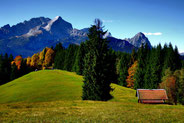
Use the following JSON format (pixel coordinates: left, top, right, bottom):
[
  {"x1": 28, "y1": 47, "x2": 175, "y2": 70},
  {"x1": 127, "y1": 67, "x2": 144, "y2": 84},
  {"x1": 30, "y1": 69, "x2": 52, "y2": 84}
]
[
  {"x1": 0, "y1": 70, "x2": 83, "y2": 103},
  {"x1": 0, "y1": 70, "x2": 184, "y2": 122}
]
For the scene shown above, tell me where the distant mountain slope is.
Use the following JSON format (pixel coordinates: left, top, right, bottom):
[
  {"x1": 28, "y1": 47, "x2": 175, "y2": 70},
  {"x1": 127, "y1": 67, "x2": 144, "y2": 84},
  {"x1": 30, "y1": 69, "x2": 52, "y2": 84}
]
[
  {"x1": 0, "y1": 17, "x2": 50, "y2": 39},
  {"x1": 108, "y1": 37, "x2": 137, "y2": 53},
  {"x1": 0, "y1": 16, "x2": 151, "y2": 57},
  {"x1": 180, "y1": 52, "x2": 184, "y2": 56},
  {"x1": 180, "y1": 53, "x2": 184, "y2": 60},
  {"x1": 0, "y1": 16, "x2": 86, "y2": 57}
]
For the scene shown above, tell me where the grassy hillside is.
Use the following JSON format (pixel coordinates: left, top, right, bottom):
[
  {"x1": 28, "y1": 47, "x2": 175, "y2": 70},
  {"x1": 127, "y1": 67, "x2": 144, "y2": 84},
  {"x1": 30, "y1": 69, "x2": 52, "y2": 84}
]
[
  {"x1": 0, "y1": 70, "x2": 184, "y2": 122},
  {"x1": 0, "y1": 70, "x2": 136, "y2": 104},
  {"x1": 0, "y1": 70, "x2": 83, "y2": 103}
]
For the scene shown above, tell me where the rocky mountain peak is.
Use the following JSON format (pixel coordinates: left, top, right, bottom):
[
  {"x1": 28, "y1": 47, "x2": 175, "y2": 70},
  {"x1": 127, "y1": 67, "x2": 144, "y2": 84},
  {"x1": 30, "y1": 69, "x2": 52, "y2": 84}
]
[
  {"x1": 125, "y1": 32, "x2": 152, "y2": 48},
  {"x1": 43, "y1": 16, "x2": 73, "y2": 38},
  {"x1": 43, "y1": 16, "x2": 62, "y2": 31},
  {"x1": 135, "y1": 32, "x2": 145, "y2": 38},
  {"x1": 103, "y1": 32, "x2": 112, "y2": 38},
  {"x1": 1, "y1": 24, "x2": 11, "y2": 29}
]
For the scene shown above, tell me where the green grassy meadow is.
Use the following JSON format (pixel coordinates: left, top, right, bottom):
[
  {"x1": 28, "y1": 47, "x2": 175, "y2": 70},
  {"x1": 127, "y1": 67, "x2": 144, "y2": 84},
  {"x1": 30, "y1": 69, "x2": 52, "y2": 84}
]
[{"x1": 0, "y1": 70, "x2": 184, "y2": 122}]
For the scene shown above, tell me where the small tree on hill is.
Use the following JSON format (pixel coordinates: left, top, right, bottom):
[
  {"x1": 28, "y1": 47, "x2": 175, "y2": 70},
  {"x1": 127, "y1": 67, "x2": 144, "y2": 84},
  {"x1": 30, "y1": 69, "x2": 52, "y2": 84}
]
[{"x1": 82, "y1": 19, "x2": 112, "y2": 101}]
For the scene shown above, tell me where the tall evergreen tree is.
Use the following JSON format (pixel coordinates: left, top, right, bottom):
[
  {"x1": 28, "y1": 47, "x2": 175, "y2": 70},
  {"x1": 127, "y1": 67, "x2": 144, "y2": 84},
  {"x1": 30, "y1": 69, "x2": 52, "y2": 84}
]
[
  {"x1": 82, "y1": 19, "x2": 112, "y2": 101},
  {"x1": 150, "y1": 45, "x2": 162, "y2": 88},
  {"x1": 0, "y1": 54, "x2": 12, "y2": 85},
  {"x1": 0, "y1": 54, "x2": 3, "y2": 85},
  {"x1": 143, "y1": 45, "x2": 152, "y2": 89},
  {"x1": 72, "y1": 42, "x2": 86, "y2": 75},
  {"x1": 173, "y1": 46, "x2": 182, "y2": 70},
  {"x1": 63, "y1": 44, "x2": 79, "y2": 71},
  {"x1": 54, "y1": 43, "x2": 64, "y2": 52},
  {"x1": 144, "y1": 61, "x2": 152, "y2": 89},
  {"x1": 107, "y1": 49, "x2": 118, "y2": 83},
  {"x1": 54, "y1": 43, "x2": 66, "y2": 69},
  {"x1": 162, "y1": 43, "x2": 175, "y2": 74},
  {"x1": 134, "y1": 45, "x2": 146, "y2": 89},
  {"x1": 10, "y1": 63, "x2": 19, "y2": 81},
  {"x1": 134, "y1": 44, "x2": 150, "y2": 89},
  {"x1": 118, "y1": 53, "x2": 130, "y2": 86},
  {"x1": 182, "y1": 60, "x2": 184, "y2": 68},
  {"x1": 129, "y1": 49, "x2": 137, "y2": 66},
  {"x1": 162, "y1": 43, "x2": 181, "y2": 77}
]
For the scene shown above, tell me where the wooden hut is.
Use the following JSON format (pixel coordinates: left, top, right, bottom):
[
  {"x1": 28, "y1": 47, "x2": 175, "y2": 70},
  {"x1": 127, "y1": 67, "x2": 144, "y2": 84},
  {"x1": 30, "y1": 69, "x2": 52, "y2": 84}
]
[{"x1": 137, "y1": 89, "x2": 168, "y2": 104}]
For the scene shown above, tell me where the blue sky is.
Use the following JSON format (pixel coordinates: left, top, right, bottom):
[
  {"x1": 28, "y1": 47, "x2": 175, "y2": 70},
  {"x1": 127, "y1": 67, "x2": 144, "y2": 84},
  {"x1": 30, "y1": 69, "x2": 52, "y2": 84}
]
[{"x1": 1, "y1": 0, "x2": 184, "y2": 52}]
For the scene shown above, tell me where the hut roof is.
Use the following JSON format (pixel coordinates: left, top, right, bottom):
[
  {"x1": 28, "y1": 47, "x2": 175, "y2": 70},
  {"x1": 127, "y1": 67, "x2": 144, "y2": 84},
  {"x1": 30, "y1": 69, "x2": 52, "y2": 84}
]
[{"x1": 137, "y1": 89, "x2": 168, "y2": 100}]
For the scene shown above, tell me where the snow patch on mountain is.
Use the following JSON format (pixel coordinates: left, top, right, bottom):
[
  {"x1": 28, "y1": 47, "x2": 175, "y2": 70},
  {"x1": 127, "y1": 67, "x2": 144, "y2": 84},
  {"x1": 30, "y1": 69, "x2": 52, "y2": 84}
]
[
  {"x1": 44, "y1": 16, "x2": 61, "y2": 31},
  {"x1": 103, "y1": 32, "x2": 112, "y2": 38},
  {"x1": 23, "y1": 26, "x2": 42, "y2": 37}
]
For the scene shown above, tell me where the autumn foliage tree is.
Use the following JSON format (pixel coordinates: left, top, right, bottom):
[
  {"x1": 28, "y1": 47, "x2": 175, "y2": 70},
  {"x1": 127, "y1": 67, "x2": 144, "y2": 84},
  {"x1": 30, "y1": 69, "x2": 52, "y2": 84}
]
[
  {"x1": 159, "y1": 69, "x2": 177, "y2": 104},
  {"x1": 30, "y1": 53, "x2": 39, "y2": 68},
  {"x1": 159, "y1": 68, "x2": 184, "y2": 105},
  {"x1": 27, "y1": 47, "x2": 55, "y2": 69},
  {"x1": 12, "y1": 55, "x2": 23, "y2": 70},
  {"x1": 26, "y1": 57, "x2": 31, "y2": 66},
  {"x1": 126, "y1": 61, "x2": 138, "y2": 88},
  {"x1": 38, "y1": 48, "x2": 46, "y2": 66},
  {"x1": 43, "y1": 48, "x2": 55, "y2": 67}
]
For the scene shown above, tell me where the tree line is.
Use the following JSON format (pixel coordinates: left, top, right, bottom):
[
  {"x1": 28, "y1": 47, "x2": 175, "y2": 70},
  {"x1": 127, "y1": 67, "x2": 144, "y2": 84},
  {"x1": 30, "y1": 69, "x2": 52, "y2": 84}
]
[{"x1": 0, "y1": 54, "x2": 33, "y2": 85}]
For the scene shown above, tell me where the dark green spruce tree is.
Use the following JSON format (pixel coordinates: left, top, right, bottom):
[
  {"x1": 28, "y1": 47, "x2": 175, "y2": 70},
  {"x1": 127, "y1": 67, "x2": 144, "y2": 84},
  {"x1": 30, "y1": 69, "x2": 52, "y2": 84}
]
[
  {"x1": 173, "y1": 46, "x2": 182, "y2": 70},
  {"x1": 63, "y1": 44, "x2": 79, "y2": 71},
  {"x1": 118, "y1": 53, "x2": 130, "y2": 86},
  {"x1": 72, "y1": 42, "x2": 86, "y2": 75},
  {"x1": 82, "y1": 19, "x2": 112, "y2": 101},
  {"x1": 134, "y1": 44, "x2": 149, "y2": 89},
  {"x1": 54, "y1": 43, "x2": 66, "y2": 69},
  {"x1": 10, "y1": 63, "x2": 19, "y2": 81},
  {"x1": 107, "y1": 49, "x2": 118, "y2": 83},
  {"x1": 162, "y1": 43, "x2": 181, "y2": 76},
  {"x1": 150, "y1": 44, "x2": 163, "y2": 88}
]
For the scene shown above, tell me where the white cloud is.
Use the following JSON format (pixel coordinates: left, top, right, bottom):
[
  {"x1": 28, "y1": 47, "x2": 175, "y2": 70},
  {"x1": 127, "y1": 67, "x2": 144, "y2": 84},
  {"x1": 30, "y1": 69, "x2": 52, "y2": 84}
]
[
  {"x1": 102, "y1": 20, "x2": 113, "y2": 23},
  {"x1": 179, "y1": 50, "x2": 184, "y2": 54},
  {"x1": 143, "y1": 32, "x2": 162, "y2": 36}
]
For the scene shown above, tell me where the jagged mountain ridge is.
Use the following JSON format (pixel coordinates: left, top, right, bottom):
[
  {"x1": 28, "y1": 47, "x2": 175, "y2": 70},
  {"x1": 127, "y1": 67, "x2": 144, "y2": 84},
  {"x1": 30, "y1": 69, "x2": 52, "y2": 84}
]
[
  {"x1": 0, "y1": 17, "x2": 50, "y2": 39},
  {"x1": 0, "y1": 16, "x2": 151, "y2": 57},
  {"x1": 125, "y1": 32, "x2": 152, "y2": 48},
  {"x1": 108, "y1": 37, "x2": 137, "y2": 53}
]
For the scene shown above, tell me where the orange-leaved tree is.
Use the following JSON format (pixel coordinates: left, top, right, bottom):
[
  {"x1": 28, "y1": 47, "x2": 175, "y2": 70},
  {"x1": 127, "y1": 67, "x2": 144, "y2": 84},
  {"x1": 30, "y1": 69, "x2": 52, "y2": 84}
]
[
  {"x1": 159, "y1": 69, "x2": 177, "y2": 104},
  {"x1": 12, "y1": 55, "x2": 23, "y2": 70},
  {"x1": 126, "y1": 60, "x2": 138, "y2": 88}
]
